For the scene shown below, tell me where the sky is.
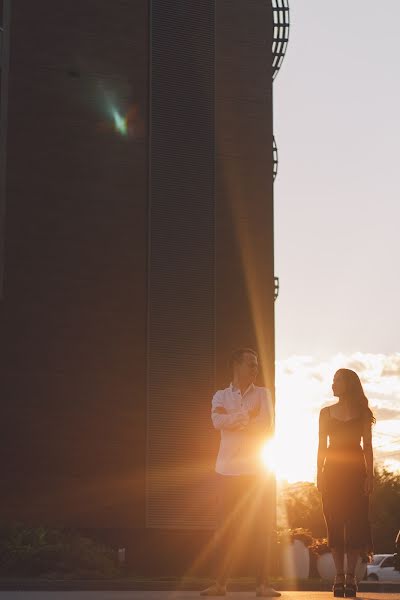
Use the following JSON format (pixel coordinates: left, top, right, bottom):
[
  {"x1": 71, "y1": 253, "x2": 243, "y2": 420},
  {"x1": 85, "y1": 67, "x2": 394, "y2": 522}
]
[{"x1": 272, "y1": 0, "x2": 400, "y2": 481}]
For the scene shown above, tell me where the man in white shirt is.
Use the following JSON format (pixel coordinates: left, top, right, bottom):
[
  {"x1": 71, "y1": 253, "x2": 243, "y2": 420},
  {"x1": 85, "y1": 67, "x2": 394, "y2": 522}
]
[{"x1": 201, "y1": 348, "x2": 280, "y2": 597}]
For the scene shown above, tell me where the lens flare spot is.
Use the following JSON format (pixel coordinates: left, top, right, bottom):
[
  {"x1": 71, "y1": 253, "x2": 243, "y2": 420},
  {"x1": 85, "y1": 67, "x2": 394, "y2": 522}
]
[{"x1": 112, "y1": 109, "x2": 128, "y2": 136}]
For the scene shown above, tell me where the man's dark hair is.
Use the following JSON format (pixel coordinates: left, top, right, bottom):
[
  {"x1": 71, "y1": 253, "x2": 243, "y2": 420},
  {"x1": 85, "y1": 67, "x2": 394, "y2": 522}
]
[{"x1": 229, "y1": 347, "x2": 258, "y2": 370}]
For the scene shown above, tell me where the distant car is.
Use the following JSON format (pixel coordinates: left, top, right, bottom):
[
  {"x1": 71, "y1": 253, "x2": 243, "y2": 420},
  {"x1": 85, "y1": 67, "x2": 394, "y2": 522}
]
[{"x1": 367, "y1": 554, "x2": 400, "y2": 581}]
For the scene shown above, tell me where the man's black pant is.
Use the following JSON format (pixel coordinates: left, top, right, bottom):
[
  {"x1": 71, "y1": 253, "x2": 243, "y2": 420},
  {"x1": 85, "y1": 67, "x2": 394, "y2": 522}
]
[{"x1": 214, "y1": 473, "x2": 272, "y2": 584}]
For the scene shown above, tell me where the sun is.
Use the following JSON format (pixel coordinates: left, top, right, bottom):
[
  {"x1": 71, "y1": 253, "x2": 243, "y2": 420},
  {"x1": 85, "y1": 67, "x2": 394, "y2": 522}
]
[
  {"x1": 260, "y1": 434, "x2": 316, "y2": 483},
  {"x1": 260, "y1": 438, "x2": 279, "y2": 473},
  {"x1": 260, "y1": 402, "x2": 318, "y2": 483}
]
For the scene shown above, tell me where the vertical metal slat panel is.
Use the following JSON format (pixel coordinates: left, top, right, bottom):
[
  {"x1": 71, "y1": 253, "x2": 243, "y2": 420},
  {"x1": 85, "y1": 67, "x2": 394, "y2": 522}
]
[
  {"x1": 147, "y1": 0, "x2": 216, "y2": 529},
  {"x1": 0, "y1": 0, "x2": 10, "y2": 298}
]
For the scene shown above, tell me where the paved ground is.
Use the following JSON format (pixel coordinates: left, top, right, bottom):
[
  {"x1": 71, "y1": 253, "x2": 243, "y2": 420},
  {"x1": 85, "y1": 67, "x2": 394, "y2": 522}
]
[{"x1": 0, "y1": 593, "x2": 398, "y2": 600}]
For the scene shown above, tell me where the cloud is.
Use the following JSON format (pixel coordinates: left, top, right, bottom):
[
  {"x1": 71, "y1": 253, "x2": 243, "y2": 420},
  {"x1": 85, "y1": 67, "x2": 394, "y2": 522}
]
[
  {"x1": 278, "y1": 352, "x2": 400, "y2": 387},
  {"x1": 310, "y1": 370, "x2": 324, "y2": 382},
  {"x1": 345, "y1": 359, "x2": 368, "y2": 373},
  {"x1": 375, "y1": 448, "x2": 400, "y2": 461},
  {"x1": 371, "y1": 406, "x2": 400, "y2": 421},
  {"x1": 381, "y1": 354, "x2": 400, "y2": 377}
]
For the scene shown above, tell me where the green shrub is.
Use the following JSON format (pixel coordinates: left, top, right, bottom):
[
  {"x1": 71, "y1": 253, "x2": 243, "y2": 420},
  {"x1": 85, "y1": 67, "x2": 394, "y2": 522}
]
[
  {"x1": 309, "y1": 537, "x2": 330, "y2": 556},
  {"x1": 0, "y1": 525, "x2": 120, "y2": 579},
  {"x1": 277, "y1": 527, "x2": 314, "y2": 547}
]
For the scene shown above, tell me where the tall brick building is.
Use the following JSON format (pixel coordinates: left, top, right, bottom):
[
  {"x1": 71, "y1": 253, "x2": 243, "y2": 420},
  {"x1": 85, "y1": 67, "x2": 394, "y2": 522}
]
[{"x1": 0, "y1": 0, "x2": 289, "y2": 573}]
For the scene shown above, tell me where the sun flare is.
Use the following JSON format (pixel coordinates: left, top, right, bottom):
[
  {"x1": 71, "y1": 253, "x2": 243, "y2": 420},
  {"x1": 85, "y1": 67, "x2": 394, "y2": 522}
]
[
  {"x1": 261, "y1": 369, "x2": 319, "y2": 483},
  {"x1": 261, "y1": 429, "x2": 317, "y2": 483}
]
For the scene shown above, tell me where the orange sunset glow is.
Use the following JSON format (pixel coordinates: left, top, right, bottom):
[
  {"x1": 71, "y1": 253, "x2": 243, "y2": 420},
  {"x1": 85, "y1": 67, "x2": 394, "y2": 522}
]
[{"x1": 260, "y1": 353, "x2": 400, "y2": 484}]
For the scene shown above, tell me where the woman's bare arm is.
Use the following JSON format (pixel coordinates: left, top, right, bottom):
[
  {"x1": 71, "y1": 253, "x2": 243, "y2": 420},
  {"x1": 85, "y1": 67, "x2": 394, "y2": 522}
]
[
  {"x1": 362, "y1": 420, "x2": 374, "y2": 494},
  {"x1": 317, "y1": 408, "x2": 328, "y2": 492}
]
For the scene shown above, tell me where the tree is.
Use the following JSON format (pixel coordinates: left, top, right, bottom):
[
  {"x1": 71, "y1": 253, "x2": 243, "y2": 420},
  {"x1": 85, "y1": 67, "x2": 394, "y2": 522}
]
[
  {"x1": 370, "y1": 468, "x2": 400, "y2": 553},
  {"x1": 277, "y1": 481, "x2": 326, "y2": 538},
  {"x1": 277, "y1": 468, "x2": 400, "y2": 552}
]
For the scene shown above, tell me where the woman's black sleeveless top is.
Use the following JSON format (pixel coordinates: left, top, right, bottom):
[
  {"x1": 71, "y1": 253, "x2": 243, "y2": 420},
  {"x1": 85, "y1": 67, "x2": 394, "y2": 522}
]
[{"x1": 324, "y1": 408, "x2": 366, "y2": 481}]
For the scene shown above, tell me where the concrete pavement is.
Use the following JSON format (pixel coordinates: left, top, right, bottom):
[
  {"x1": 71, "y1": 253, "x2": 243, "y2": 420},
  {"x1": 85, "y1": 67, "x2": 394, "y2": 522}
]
[{"x1": 0, "y1": 593, "x2": 398, "y2": 600}]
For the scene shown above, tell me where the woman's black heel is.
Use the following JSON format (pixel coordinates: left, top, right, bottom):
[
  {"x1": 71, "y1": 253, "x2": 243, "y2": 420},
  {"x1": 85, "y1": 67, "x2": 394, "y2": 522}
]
[
  {"x1": 333, "y1": 583, "x2": 345, "y2": 597},
  {"x1": 332, "y1": 574, "x2": 345, "y2": 597},
  {"x1": 344, "y1": 574, "x2": 357, "y2": 598}
]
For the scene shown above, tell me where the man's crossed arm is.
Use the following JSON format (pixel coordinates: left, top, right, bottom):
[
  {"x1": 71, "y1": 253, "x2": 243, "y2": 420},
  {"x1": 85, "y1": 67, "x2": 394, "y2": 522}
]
[
  {"x1": 211, "y1": 403, "x2": 249, "y2": 431},
  {"x1": 211, "y1": 391, "x2": 273, "y2": 434}
]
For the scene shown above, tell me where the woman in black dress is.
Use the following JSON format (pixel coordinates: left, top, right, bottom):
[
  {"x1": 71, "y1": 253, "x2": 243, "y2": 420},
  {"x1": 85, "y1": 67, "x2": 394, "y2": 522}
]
[{"x1": 317, "y1": 369, "x2": 375, "y2": 598}]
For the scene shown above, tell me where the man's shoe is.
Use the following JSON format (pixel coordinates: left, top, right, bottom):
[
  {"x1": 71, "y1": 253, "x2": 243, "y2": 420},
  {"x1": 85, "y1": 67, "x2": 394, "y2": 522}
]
[
  {"x1": 256, "y1": 584, "x2": 281, "y2": 597},
  {"x1": 200, "y1": 583, "x2": 227, "y2": 596}
]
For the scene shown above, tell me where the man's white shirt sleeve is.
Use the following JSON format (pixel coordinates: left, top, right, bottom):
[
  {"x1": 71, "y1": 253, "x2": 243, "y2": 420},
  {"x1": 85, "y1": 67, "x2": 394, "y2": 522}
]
[
  {"x1": 246, "y1": 388, "x2": 273, "y2": 435},
  {"x1": 211, "y1": 391, "x2": 249, "y2": 431}
]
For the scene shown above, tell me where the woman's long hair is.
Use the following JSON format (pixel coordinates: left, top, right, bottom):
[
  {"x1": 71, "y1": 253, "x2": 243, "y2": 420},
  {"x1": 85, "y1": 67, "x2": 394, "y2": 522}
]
[{"x1": 337, "y1": 368, "x2": 376, "y2": 424}]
